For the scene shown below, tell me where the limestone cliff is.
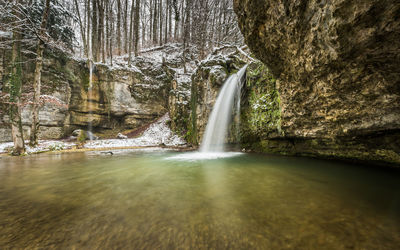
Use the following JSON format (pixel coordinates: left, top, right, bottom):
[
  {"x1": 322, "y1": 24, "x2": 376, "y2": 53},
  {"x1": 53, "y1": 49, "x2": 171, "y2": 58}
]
[
  {"x1": 0, "y1": 48, "x2": 177, "y2": 141},
  {"x1": 68, "y1": 58, "x2": 172, "y2": 132},
  {"x1": 234, "y1": 0, "x2": 400, "y2": 165},
  {"x1": 176, "y1": 52, "x2": 246, "y2": 145}
]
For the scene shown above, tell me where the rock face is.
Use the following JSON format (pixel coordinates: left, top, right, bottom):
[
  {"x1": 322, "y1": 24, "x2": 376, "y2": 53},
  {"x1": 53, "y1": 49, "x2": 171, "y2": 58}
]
[
  {"x1": 0, "y1": 52, "x2": 72, "y2": 141},
  {"x1": 68, "y1": 58, "x2": 172, "y2": 132},
  {"x1": 0, "y1": 48, "x2": 176, "y2": 142},
  {"x1": 234, "y1": 0, "x2": 400, "y2": 164},
  {"x1": 240, "y1": 62, "x2": 282, "y2": 145},
  {"x1": 183, "y1": 53, "x2": 246, "y2": 145}
]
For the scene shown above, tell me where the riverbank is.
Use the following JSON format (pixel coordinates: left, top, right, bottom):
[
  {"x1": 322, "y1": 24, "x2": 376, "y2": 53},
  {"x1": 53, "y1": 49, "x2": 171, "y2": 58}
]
[{"x1": 0, "y1": 114, "x2": 188, "y2": 156}]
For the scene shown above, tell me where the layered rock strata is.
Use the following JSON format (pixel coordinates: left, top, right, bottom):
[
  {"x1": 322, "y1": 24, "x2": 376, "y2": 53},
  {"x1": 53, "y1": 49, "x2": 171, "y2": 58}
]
[{"x1": 0, "y1": 50, "x2": 175, "y2": 141}]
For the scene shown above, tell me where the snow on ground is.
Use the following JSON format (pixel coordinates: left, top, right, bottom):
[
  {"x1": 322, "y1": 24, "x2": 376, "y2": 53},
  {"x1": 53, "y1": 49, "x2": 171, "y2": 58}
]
[
  {"x1": 84, "y1": 114, "x2": 186, "y2": 149},
  {"x1": 0, "y1": 114, "x2": 186, "y2": 154},
  {"x1": 0, "y1": 140, "x2": 76, "y2": 154},
  {"x1": 0, "y1": 142, "x2": 14, "y2": 154}
]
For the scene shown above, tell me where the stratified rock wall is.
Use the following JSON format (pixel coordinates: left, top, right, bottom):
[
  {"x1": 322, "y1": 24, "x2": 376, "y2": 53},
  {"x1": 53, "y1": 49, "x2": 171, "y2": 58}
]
[
  {"x1": 0, "y1": 51, "x2": 73, "y2": 141},
  {"x1": 234, "y1": 0, "x2": 400, "y2": 164},
  {"x1": 0, "y1": 51, "x2": 174, "y2": 141},
  {"x1": 67, "y1": 59, "x2": 171, "y2": 132}
]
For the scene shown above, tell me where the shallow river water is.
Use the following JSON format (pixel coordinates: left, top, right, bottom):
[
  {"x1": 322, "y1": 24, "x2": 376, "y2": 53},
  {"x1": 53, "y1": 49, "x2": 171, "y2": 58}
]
[{"x1": 0, "y1": 150, "x2": 399, "y2": 249}]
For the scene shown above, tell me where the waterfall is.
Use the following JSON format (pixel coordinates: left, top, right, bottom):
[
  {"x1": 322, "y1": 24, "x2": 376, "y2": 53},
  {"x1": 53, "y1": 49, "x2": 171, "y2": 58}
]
[{"x1": 200, "y1": 65, "x2": 247, "y2": 152}]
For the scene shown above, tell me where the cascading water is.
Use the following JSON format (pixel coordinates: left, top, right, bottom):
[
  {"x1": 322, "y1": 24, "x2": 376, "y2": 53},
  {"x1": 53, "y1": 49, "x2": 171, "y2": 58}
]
[{"x1": 200, "y1": 65, "x2": 247, "y2": 152}]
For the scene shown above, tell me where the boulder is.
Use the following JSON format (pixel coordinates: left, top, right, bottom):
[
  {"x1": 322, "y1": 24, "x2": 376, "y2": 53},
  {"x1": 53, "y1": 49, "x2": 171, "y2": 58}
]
[{"x1": 116, "y1": 133, "x2": 128, "y2": 139}]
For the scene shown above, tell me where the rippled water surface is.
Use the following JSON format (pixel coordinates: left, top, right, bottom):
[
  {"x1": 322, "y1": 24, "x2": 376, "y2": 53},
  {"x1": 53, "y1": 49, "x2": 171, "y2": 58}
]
[{"x1": 0, "y1": 150, "x2": 399, "y2": 249}]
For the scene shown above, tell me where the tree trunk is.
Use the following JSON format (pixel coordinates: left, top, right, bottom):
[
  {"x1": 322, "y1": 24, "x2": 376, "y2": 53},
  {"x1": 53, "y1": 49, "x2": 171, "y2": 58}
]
[
  {"x1": 74, "y1": 0, "x2": 87, "y2": 57},
  {"x1": 30, "y1": 0, "x2": 51, "y2": 147},
  {"x1": 123, "y1": 0, "x2": 128, "y2": 53},
  {"x1": 153, "y1": 0, "x2": 158, "y2": 44},
  {"x1": 134, "y1": 0, "x2": 140, "y2": 56},
  {"x1": 183, "y1": 0, "x2": 191, "y2": 73},
  {"x1": 117, "y1": 0, "x2": 122, "y2": 55},
  {"x1": 173, "y1": 0, "x2": 180, "y2": 40},
  {"x1": 149, "y1": 0, "x2": 153, "y2": 42},
  {"x1": 92, "y1": 0, "x2": 99, "y2": 61},
  {"x1": 159, "y1": 0, "x2": 162, "y2": 46},
  {"x1": 180, "y1": 0, "x2": 185, "y2": 41},
  {"x1": 87, "y1": 0, "x2": 91, "y2": 58},
  {"x1": 109, "y1": 0, "x2": 114, "y2": 65},
  {"x1": 210, "y1": 1, "x2": 217, "y2": 47},
  {"x1": 105, "y1": 0, "x2": 110, "y2": 60},
  {"x1": 128, "y1": 0, "x2": 135, "y2": 65},
  {"x1": 164, "y1": 0, "x2": 168, "y2": 43},
  {"x1": 98, "y1": 0, "x2": 105, "y2": 63},
  {"x1": 168, "y1": 0, "x2": 172, "y2": 40},
  {"x1": 10, "y1": 0, "x2": 25, "y2": 155},
  {"x1": 141, "y1": 1, "x2": 146, "y2": 46}
]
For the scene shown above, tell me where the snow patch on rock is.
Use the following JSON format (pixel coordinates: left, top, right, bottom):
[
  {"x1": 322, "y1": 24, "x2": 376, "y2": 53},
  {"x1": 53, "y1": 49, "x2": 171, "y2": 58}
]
[{"x1": 84, "y1": 114, "x2": 186, "y2": 149}]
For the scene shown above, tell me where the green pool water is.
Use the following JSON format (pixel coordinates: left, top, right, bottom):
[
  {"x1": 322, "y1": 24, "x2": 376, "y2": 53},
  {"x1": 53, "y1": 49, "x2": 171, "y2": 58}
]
[{"x1": 0, "y1": 150, "x2": 399, "y2": 249}]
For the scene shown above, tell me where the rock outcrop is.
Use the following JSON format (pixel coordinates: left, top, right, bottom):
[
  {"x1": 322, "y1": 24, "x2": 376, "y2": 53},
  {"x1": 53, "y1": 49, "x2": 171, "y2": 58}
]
[
  {"x1": 0, "y1": 46, "x2": 180, "y2": 142},
  {"x1": 0, "y1": 52, "x2": 73, "y2": 141},
  {"x1": 68, "y1": 58, "x2": 172, "y2": 132},
  {"x1": 182, "y1": 52, "x2": 246, "y2": 145},
  {"x1": 240, "y1": 61, "x2": 282, "y2": 146},
  {"x1": 234, "y1": 0, "x2": 400, "y2": 165}
]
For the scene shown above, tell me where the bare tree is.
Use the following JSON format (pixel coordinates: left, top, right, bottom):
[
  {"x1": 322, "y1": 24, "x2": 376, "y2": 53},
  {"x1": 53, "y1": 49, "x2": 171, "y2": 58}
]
[
  {"x1": 9, "y1": 0, "x2": 25, "y2": 155},
  {"x1": 123, "y1": 0, "x2": 128, "y2": 53},
  {"x1": 30, "y1": 0, "x2": 51, "y2": 146},
  {"x1": 158, "y1": 0, "x2": 162, "y2": 46},
  {"x1": 152, "y1": 0, "x2": 158, "y2": 44},
  {"x1": 116, "y1": 0, "x2": 122, "y2": 55},
  {"x1": 134, "y1": 0, "x2": 140, "y2": 56},
  {"x1": 98, "y1": 0, "x2": 105, "y2": 63},
  {"x1": 74, "y1": 0, "x2": 88, "y2": 57},
  {"x1": 91, "y1": 0, "x2": 99, "y2": 61},
  {"x1": 182, "y1": 0, "x2": 191, "y2": 73},
  {"x1": 127, "y1": 0, "x2": 135, "y2": 64}
]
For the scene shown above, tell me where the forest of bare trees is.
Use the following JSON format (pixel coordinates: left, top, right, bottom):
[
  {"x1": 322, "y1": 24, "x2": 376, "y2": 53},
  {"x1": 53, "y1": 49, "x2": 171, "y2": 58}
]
[
  {"x1": 1, "y1": 0, "x2": 243, "y2": 65},
  {"x1": 73, "y1": 0, "x2": 243, "y2": 62}
]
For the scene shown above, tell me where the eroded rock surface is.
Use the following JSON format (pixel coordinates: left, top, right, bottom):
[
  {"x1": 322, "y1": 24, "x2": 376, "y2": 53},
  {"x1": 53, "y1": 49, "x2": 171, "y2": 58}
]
[
  {"x1": 234, "y1": 0, "x2": 400, "y2": 164},
  {"x1": 0, "y1": 45, "x2": 186, "y2": 142},
  {"x1": 68, "y1": 58, "x2": 172, "y2": 132},
  {"x1": 185, "y1": 53, "x2": 246, "y2": 144}
]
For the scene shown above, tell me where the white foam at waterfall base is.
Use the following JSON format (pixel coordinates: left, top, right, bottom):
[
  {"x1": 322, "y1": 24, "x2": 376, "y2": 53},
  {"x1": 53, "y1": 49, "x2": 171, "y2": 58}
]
[
  {"x1": 200, "y1": 65, "x2": 247, "y2": 153},
  {"x1": 166, "y1": 152, "x2": 243, "y2": 161}
]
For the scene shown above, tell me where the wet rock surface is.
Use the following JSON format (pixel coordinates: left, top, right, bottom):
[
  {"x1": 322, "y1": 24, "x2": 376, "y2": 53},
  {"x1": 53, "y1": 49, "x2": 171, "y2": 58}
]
[
  {"x1": 234, "y1": 0, "x2": 400, "y2": 165},
  {"x1": 184, "y1": 52, "x2": 246, "y2": 145}
]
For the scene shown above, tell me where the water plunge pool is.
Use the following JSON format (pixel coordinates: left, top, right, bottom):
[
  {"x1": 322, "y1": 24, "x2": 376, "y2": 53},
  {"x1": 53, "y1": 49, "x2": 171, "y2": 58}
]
[{"x1": 0, "y1": 150, "x2": 399, "y2": 249}]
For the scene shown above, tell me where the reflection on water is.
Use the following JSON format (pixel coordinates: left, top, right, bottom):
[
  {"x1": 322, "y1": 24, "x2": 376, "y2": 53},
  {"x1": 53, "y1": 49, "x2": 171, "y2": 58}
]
[{"x1": 0, "y1": 151, "x2": 399, "y2": 249}]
